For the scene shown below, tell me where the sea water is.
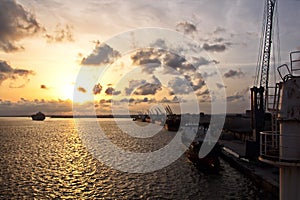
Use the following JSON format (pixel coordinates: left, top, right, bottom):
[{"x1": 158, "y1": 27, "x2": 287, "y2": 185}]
[{"x1": 0, "y1": 117, "x2": 273, "y2": 199}]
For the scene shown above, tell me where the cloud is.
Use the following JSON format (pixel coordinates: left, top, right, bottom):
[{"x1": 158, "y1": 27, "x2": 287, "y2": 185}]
[
  {"x1": 77, "y1": 86, "x2": 87, "y2": 93},
  {"x1": 216, "y1": 83, "x2": 226, "y2": 89},
  {"x1": 0, "y1": 98, "x2": 73, "y2": 116},
  {"x1": 213, "y1": 27, "x2": 226, "y2": 34},
  {"x1": 131, "y1": 48, "x2": 208, "y2": 74},
  {"x1": 191, "y1": 56, "x2": 218, "y2": 68},
  {"x1": 224, "y1": 69, "x2": 245, "y2": 78},
  {"x1": 99, "y1": 99, "x2": 112, "y2": 104},
  {"x1": 134, "y1": 83, "x2": 162, "y2": 95},
  {"x1": 150, "y1": 39, "x2": 167, "y2": 49},
  {"x1": 176, "y1": 21, "x2": 197, "y2": 35},
  {"x1": 40, "y1": 84, "x2": 48, "y2": 89},
  {"x1": 125, "y1": 76, "x2": 162, "y2": 96},
  {"x1": 226, "y1": 93, "x2": 245, "y2": 102},
  {"x1": 105, "y1": 86, "x2": 121, "y2": 95},
  {"x1": 131, "y1": 48, "x2": 162, "y2": 73},
  {"x1": 0, "y1": 60, "x2": 35, "y2": 85},
  {"x1": 203, "y1": 43, "x2": 226, "y2": 52},
  {"x1": 201, "y1": 71, "x2": 217, "y2": 78},
  {"x1": 9, "y1": 79, "x2": 30, "y2": 89},
  {"x1": 93, "y1": 83, "x2": 103, "y2": 95},
  {"x1": 81, "y1": 41, "x2": 121, "y2": 66},
  {"x1": 184, "y1": 73, "x2": 206, "y2": 91},
  {"x1": 0, "y1": 0, "x2": 42, "y2": 52},
  {"x1": 120, "y1": 98, "x2": 135, "y2": 103},
  {"x1": 197, "y1": 88, "x2": 210, "y2": 96},
  {"x1": 168, "y1": 77, "x2": 194, "y2": 95},
  {"x1": 125, "y1": 79, "x2": 146, "y2": 95},
  {"x1": 164, "y1": 53, "x2": 186, "y2": 69},
  {"x1": 132, "y1": 97, "x2": 157, "y2": 104},
  {"x1": 226, "y1": 88, "x2": 249, "y2": 102},
  {"x1": 45, "y1": 23, "x2": 74, "y2": 43}
]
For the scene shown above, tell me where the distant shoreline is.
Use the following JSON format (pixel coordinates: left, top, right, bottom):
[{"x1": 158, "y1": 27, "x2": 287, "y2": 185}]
[
  {"x1": 0, "y1": 113, "x2": 249, "y2": 118},
  {"x1": 0, "y1": 115, "x2": 132, "y2": 118}
]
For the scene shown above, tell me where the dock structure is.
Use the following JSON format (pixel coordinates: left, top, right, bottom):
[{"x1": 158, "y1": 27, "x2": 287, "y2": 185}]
[{"x1": 259, "y1": 51, "x2": 300, "y2": 199}]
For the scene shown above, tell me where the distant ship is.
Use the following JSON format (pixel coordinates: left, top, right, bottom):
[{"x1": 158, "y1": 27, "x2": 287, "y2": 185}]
[
  {"x1": 185, "y1": 140, "x2": 221, "y2": 172},
  {"x1": 182, "y1": 128, "x2": 221, "y2": 173},
  {"x1": 31, "y1": 112, "x2": 46, "y2": 121},
  {"x1": 164, "y1": 105, "x2": 180, "y2": 131}
]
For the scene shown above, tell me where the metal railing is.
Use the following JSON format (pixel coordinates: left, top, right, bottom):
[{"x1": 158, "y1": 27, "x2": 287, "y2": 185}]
[
  {"x1": 260, "y1": 131, "x2": 300, "y2": 162},
  {"x1": 277, "y1": 51, "x2": 300, "y2": 82},
  {"x1": 290, "y1": 50, "x2": 300, "y2": 73},
  {"x1": 260, "y1": 131, "x2": 280, "y2": 160}
]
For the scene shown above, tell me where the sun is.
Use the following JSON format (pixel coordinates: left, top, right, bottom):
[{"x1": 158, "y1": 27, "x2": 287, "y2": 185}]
[{"x1": 60, "y1": 84, "x2": 75, "y2": 101}]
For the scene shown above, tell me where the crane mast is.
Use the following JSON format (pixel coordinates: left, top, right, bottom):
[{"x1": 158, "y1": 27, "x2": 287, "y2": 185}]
[
  {"x1": 259, "y1": 0, "x2": 276, "y2": 105},
  {"x1": 248, "y1": 0, "x2": 277, "y2": 157}
]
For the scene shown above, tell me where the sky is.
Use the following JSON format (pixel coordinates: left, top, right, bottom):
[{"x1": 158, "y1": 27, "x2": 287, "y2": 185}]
[{"x1": 0, "y1": 0, "x2": 300, "y2": 116}]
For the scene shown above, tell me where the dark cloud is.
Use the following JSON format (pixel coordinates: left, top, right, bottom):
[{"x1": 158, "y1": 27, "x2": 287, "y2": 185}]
[
  {"x1": 131, "y1": 48, "x2": 203, "y2": 74},
  {"x1": 191, "y1": 56, "x2": 218, "y2": 68},
  {"x1": 81, "y1": 41, "x2": 121, "y2": 66},
  {"x1": 45, "y1": 24, "x2": 74, "y2": 43},
  {"x1": 125, "y1": 76, "x2": 162, "y2": 96},
  {"x1": 113, "y1": 90, "x2": 121, "y2": 95},
  {"x1": 216, "y1": 83, "x2": 226, "y2": 89},
  {"x1": 150, "y1": 38, "x2": 167, "y2": 49},
  {"x1": 203, "y1": 43, "x2": 226, "y2": 52},
  {"x1": 93, "y1": 83, "x2": 102, "y2": 95},
  {"x1": 134, "y1": 83, "x2": 162, "y2": 95},
  {"x1": 164, "y1": 53, "x2": 186, "y2": 68},
  {"x1": 227, "y1": 93, "x2": 245, "y2": 102},
  {"x1": 0, "y1": 0, "x2": 42, "y2": 52},
  {"x1": 125, "y1": 79, "x2": 147, "y2": 95},
  {"x1": 224, "y1": 69, "x2": 245, "y2": 78},
  {"x1": 0, "y1": 60, "x2": 34, "y2": 85},
  {"x1": 105, "y1": 87, "x2": 114, "y2": 95},
  {"x1": 176, "y1": 21, "x2": 197, "y2": 35},
  {"x1": 191, "y1": 77, "x2": 206, "y2": 91},
  {"x1": 133, "y1": 97, "x2": 156, "y2": 104},
  {"x1": 131, "y1": 48, "x2": 162, "y2": 73},
  {"x1": 105, "y1": 87, "x2": 121, "y2": 95},
  {"x1": 40, "y1": 84, "x2": 48, "y2": 89},
  {"x1": 99, "y1": 99, "x2": 112, "y2": 104},
  {"x1": 77, "y1": 87, "x2": 87, "y2": 93},
  {"x1": 184, "y1": 73, "x2": 206, "y2": 91},
  {"x1": 120, "y1": 98, "x2": 135, "y2": 103}
]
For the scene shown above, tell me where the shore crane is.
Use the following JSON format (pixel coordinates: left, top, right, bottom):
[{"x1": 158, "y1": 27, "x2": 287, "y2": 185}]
[{"x1": 249, "y1": 0, "x2": 278, "y2": 156}]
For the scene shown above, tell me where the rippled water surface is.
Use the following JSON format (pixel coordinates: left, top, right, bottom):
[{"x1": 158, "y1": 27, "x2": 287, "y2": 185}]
[{"x1": 0, "y1": 117, "x2": 272, "y2": 199}]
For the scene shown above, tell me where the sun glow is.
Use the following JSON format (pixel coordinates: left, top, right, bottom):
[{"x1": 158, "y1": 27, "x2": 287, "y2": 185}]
[{"x1": 59, "y1": 84, "x2": 75, "y2": 101}]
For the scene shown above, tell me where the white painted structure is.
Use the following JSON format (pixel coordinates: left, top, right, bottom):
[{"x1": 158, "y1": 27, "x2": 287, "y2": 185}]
[
  {"x1": 278, "y1": 77, "x2": 300, "y2": 199},
  {"x1": 260, "y1": 51, "x2": 300, "y2": 199}
]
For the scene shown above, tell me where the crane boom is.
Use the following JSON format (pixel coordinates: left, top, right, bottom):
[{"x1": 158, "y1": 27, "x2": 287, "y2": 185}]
[
  {"x1": 248, "y1": 0, "x2": 277, "y2": 156},
  {"x1": 259, "y1": 0, "x2": 276, "y2": 99}
]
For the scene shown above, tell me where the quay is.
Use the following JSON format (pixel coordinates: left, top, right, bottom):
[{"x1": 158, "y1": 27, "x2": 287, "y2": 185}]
[{"x1": 219, "y1": 131, "x2": 279, "y2": 197}]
